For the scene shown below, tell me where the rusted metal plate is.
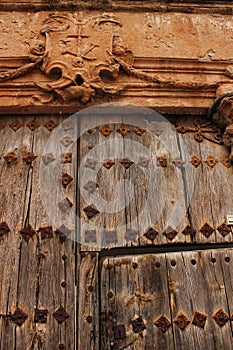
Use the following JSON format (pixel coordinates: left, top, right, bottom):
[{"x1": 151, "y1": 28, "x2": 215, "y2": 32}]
[{"x1": 100, "y1": 248, "x2": 233, "y2": 349}]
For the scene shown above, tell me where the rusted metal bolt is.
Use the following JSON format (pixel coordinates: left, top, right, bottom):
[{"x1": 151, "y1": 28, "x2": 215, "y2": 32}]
[
  {"x1": 86, "y1": 316, "x2": 92, "y2": 323},
  {"x1": 171, "y1": 260, "x2": 176, "y2": 267},
  {"x1": 107, "y1": 291, "x2": 114, "y2": 299},
  {"x1": 61, "y1": 281, "x2": 66, "y2": 288},
  {"x1": 211, "y1": 257, "x2": 216, "y2": 263},
  {"x1": 225, "y1": 257, "x2": 230, "y2": 263},
  {"x1": 132, "y1": 262, "x2": 138, "y2": 269},
  {"x1": 58, "y1": 344, "x2": 65, "y2": 350},
  {"x1": 62, "y1": 254, "x2": 67, "y2": 261},
  {"x1": 191, "y1": 259, "x2": 196, "y2": 265},
  {"x1": 88, "y1": 286, "x2": 94, "y2": 292},
  {"x1": 155, "y1": 262, "x2": 160, "y2": 268},
  {"x1": 88, "y1": 143, "x2": 93, "y2": 149}
]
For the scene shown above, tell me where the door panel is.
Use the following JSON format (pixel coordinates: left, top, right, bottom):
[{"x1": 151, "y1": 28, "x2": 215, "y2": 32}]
[{"x1": 100, "y1": 249, "x2": 233, "y2": 350}]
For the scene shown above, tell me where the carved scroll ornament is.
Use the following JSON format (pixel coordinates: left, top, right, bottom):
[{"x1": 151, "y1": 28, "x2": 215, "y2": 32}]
[
  {"x1": 208, "y1": 93, "x2": 233, "y2": 161},
  {"x1": 0, "y1": 13, "x2": 218, "y2": 105}
]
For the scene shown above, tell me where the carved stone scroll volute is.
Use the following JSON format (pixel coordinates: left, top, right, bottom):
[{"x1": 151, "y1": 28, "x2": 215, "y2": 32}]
[{"x1": 209, "y1": 93, "x2": 233, "y2": 161}]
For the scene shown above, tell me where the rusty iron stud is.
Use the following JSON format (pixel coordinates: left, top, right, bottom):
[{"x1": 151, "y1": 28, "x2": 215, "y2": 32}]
[
  {"x1": 176, "y1": 126, "x2": 189, "y2": 134},
  {"x1": 138, "y1": 156, "x2": 150, "y2": 168},
  {"x1": 42, "y1": 153, "x2": 56, "y2": 165},
  {"x1": 61, "y1": 173, "x2": 73, "y2": 188},
  {"x1": 191, "y1": 259, "x2": 196, "y2": 265},
  {"x1": 20, "y1": 224, "x2": 36, "y2": 241},
  {"x1": 211, "y1": 257, "x2": 216, "y2": 263},
  {"x1": 61, "y1": 153, "x2": 72, "y2": 163},
  {"x1": 23, "y1": 152, "x2": 37, "y2": 164},
  {"x1": 44, "y1": 120, "x2": 57, "y2": 131},
  {"x1": 62, "y1": 254, "x2": 67, "y2": 261},
  {"x1": 217, "y1": 223, "x2": 231, "y2": 237},
  {"x1": 163, "y1": 226, "x2": 178, "y2": 241},
  {"x1": 86, "y1": 315, "x2": 92, "y2": 323},
  {"x1": 55, "y1": 225, "x2": 71, "y2": 243},
  {"x1": 125, "y1": 228, "x2": 138, "y2": 241},
  {"x1": 83, "y1": 181, "x2": 98, "y2": 193},
  {"x1": 154, "y1": 314, "x2": 171, "y2": 333},
  {"x1": 83, "y1": 205, "x2": 99, "y2": 219},
  {"x1": 204, "y1": 156, "x2": 218, "y2": 168},
  {"x1": 4, "y1": 151, "x2": 17, "y2": 164},
  {"x1": 144, "y1": 227, "x2": 159, "y2": 241},
  {"x1": 88, "y1": 286, "x2": 94, "y2": 292},
  {"x1": 212, "y1": 309, "x2": 229, "y2": 327},
  {"x1": 220, "y1": 157, "x2": 231, "y2": 168},
  {"x1": 10, "y1": 308, "x2": 28, "y2": 326},
  {"x1": 0, "y1": 222, "x2": 10, "y2": 237},
  {"x1": 171, "y1": 259, "x2": 176, "y2": 267},
  {"x1": 132, "y1": 126, "x2": 146, "y2": 136},
  {"x1": 182, "y1": 225, "x2": 197, "y2": 237},
  {"x1": 84, "y1": 158, "x2": 97, "y2": 170},
  {"x1": 225, "y1": 256, "x2": 230, "y2": 263},
  {"x1": 38, "y1": 226, "x2": 53, "y2": 240},
  {"x1": 87, "y1": 128, "x2": 96, "y2": 134},
  {"x1": 107, "y1": 291, "x2": 114, "y2": 299},
  {"x1": 60, "y1": 135, "x2": 74, "y2": 147},
  {"x1": 85, "y1": 230, "x2": 97, "y2": 243},
  {"x1": 58, "y1": 344, "x2": 65, "y2": 350},
  {"x1": 63, "y1": 122, "x2": 74, "y2": 131},
  {"x1": 61, "y1": 281, "x2": 66, "y2": 288},
  {"x1": 155, "y1": 262, "x2": 160, "y2": 268},
  {"x1": 102, "y1": 159, "x2": 115, "y2": 170},
  {"x1": 99, "y1": 125, "x2": 113, "y2": 137},
  {"x1": 88, "y1": 143, "x2": 93, "y2": 150},
  {"x1": 10, "y1": 120, "x2": 22, "y2": 132},
  {"x1": 200, "y1": 223, "x2": 215, "y2": 238},
  {"x1": 58, "y1": 198, "x2": 73, "y2": 212},
  {"x1": 131, "y1": 316, "x2": 146, "y2": 333},
  {"x1": 157, "y1": 156, "x2": 168, "y2": 168},
  {"x1": 34, "y1": 308, "x2": 48, "y2": 324},
  {"x1": 192, "y1": 311, "x2": 207, "y2": 328},
  {"x1": 194, "y1": 132, "x2": 203, "y2": 142},
  {"x1": 113, "y1": 325, "x2": 126, "y2": 340},
  {"x1": 190, "y1": 156, "x2": 201, "y2": 168},
  {"x1": 27, "y1": 120, "x2": 40, "y2": 131},
  {"x1": 53, "y1": 307, "x2": 69, "y2": 324},
  {"x1": 120, "y1": 158, "x2": 134, "y2": 169},
  {"x1": 117, "y1": 125, "x2": 130, "y2": 137},
  {"x1": 172, "y1": 158, "x2": 186, "y2": 169},
  {"x1": 132, "y1": 262, "x2": 138, "y2": 269},
  {"x1": 174, "y1": 312, "x2": 190, "y2": 331},
  {"x1": 105, "y1": 230, "x2": 117, "y2": 244}
]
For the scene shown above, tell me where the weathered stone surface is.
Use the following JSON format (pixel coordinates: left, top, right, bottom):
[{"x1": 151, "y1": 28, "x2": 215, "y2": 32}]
[{"x1": 0, "y1": 11, "x2": 233, "y2": 113}]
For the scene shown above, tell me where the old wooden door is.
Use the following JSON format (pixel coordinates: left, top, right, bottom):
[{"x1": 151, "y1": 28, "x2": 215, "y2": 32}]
[
  {"x1": 78, "y1": 108, "x2": 233, "y2": 350},
  {"x1": 0, "y1": 109, "x2": 233, "y2": 350}
]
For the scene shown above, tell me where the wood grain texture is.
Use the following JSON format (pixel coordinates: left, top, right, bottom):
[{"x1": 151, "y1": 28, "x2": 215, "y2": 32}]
[
  {"x1": 0, "y1": 116, "x2": 77, "y2": 350},
  {"x1": 100, "y1": 249, "x2": 233, "y2": 350}
]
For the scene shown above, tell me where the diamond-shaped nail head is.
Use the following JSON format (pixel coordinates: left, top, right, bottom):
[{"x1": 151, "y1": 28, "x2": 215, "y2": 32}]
[
  {"x1": 212, "y1": 309, "x2": 229, "y2": 327},
  {"x1": 131, "y1": 316, "x2": 146, "y2": 333},
  {"x1": 10, "y1": 308, "x2": 28, "y2": 326},
  {"x1": 83, "y1": 205, "x2": 99, "y2": 219},
  {"x1": 154, "y1": 314, "x2": 171, "y2": 333},
  {"x1": 53, "y1": 306, "x2": 69, "y2": 324},
  {"x1": 163, "y1": 226, "x2": 178, "y2": 241},
  {"x1": 192, "y1": 311, "x2": 207, "y2": 329},
  {"x1": 200, "y1": 223, "x2": 214, "y2": 238},
  {"x1": 217, "y1": 223, "x2": 231, "y2": 237},
  {"x1": 144, "y1": 227, "x2": 159, "y2": 241},
  {"x1": 174, "y1": 312, "x2": 190, "y2": 331}
]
